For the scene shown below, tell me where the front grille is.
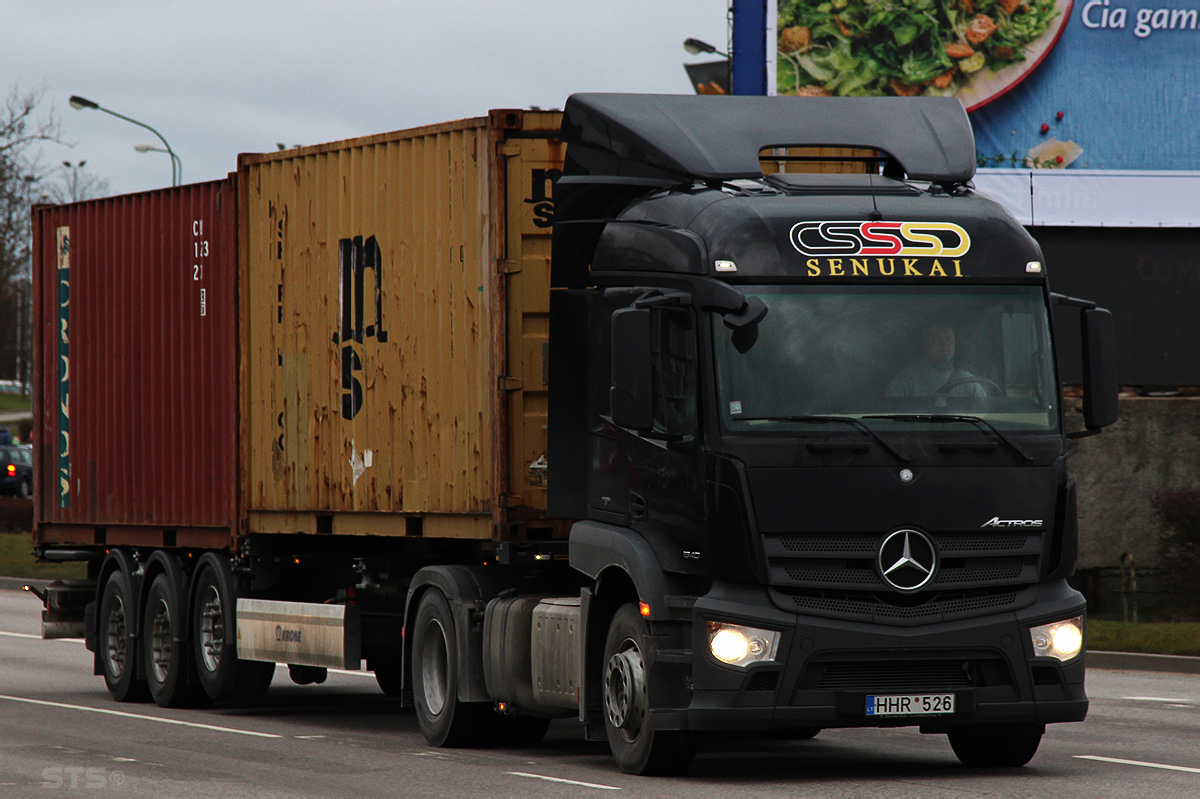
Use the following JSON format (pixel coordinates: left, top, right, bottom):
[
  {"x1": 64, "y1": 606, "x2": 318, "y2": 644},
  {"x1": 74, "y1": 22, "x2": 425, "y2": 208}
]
[{"x1": 763, "y1": 529, "x2": 1042, "y2": 622}]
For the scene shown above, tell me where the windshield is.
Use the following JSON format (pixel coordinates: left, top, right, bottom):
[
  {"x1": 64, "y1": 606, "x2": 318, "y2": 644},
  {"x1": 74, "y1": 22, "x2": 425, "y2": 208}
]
[{"x1": 715, "y1": 286, "x2": 1058, "y2": 432}]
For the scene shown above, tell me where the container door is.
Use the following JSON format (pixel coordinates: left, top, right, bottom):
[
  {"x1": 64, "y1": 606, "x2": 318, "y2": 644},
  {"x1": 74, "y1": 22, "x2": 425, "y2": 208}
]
[{"x1": 502, "y1": 126, "x2": 564, "y2": 515}]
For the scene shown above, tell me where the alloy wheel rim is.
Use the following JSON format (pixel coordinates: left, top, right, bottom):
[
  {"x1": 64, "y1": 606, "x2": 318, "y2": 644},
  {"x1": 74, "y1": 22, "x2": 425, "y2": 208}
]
[
  {"x1": 604, "y1": 638, "x2": 646, "y2": 742},
  {"x1": 104, "y1": 594, "x2": 127, "y2": 677},
  {"x1": 198, "y1": 584, "x2": 224, "y2": 673},
  {"x1": 149, "y1": 598, "x2": 172, "y2": 682},
  {"x1": 420, "y1": 618, "x2": 450, "y2": 716}
]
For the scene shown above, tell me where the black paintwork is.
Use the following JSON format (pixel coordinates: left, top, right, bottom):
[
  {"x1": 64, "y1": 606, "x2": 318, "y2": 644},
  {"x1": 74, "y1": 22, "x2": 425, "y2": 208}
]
[
  {"x1": 560, "y1": 94, "x2": 976, "y2": 184},
  {"x1": 548, "y1": 94, "x2": 1099, "y2": 735}
]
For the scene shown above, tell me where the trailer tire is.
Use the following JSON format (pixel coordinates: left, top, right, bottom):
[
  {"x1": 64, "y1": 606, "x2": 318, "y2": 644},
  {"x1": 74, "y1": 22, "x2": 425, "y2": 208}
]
[
  {"x1": 948, "y1": 723, "x2": 1044, "y2": 768},
  {"x1": 98, "y1": 570, "x2": 149, "y2": 702},
  {"x1": 412, "y1": 589, "x2": 491, "y2": 747},
  {"x1": 602, "y1": 604, "x2": 695, "y2": 775},
  {"x1": 191, "y1": 561, "x2": 274, "y2": 703},
  {"x1": 142, "y1": 574, "x2": 206, "y2": 707}
]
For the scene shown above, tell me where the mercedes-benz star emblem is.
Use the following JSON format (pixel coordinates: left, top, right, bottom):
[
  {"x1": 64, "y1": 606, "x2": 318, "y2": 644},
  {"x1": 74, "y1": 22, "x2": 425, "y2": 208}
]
[{"x1": 877, "y1": 529, "x2": 937, "y2": 592}]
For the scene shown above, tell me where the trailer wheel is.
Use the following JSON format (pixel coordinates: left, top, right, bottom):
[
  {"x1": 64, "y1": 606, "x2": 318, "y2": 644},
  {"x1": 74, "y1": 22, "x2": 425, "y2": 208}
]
[
  {"x1": 98, "y1": 570, "x2": 148, "y2": 702},
  {"x1": 191, "y1": 562, "x2": 274, "y2": 702},
  {"x1": 142, "y1": 574, "x2": 206, "y2": 707},
  {"x1": 602, "y1": 604, "x2": 695, "y2": 775},
  {"x1": 411, "y1": 589, "x2": 491, "y2": 746},
  {"x1": 948, "y1": 723, "x2": 1044, "y2": 768}
]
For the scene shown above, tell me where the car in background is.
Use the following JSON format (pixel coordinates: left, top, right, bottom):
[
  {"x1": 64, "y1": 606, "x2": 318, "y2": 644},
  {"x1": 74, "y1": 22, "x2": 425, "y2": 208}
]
[{"x1": 0, "y1": 444, "x2": 32, "y2": 498}]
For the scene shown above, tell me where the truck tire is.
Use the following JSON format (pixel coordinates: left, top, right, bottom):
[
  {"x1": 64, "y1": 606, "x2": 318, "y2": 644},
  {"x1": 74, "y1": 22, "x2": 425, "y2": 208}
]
[
  {"x1": 98, "y1": 570, "x2": 148, "y2": 702},
  {"x1": 190, "y1": 561, "x2": 274, "y2": 702},
  {"x1": 602, "y1": 604, "x2": 696, "y2": 775},
  {"x1": 411, "y1": 588, "x2": 492, "y2": 746},
  {"x1": 948, "y1": 723, "x2": 1044, "y2": 767},
  {"x1": 142, "y1": 574, "x2": 206, "y2": 707}
]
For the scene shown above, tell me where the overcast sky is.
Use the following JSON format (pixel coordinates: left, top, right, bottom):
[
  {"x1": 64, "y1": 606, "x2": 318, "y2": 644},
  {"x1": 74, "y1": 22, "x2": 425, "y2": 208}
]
[{"x1": 6, "y1": 1, "x2": 729, "y2": 197}]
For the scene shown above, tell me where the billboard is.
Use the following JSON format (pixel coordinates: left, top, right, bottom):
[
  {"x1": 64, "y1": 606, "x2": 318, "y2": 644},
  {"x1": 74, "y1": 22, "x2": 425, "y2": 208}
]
[{"x1": 775, "y1": 0, "x2": 1200, "y2": 170}]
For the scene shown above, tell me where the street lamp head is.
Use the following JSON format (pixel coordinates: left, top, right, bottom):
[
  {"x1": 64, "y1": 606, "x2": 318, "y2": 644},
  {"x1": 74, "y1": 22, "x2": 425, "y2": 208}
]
[
  {"x1": 684, "y1": 38, "x2": 719, "y2": 55},
  {"x1": 69, "y1": 95, "x2": 99, "y2": 111},
  {"x1": 133, "y1": 143, "x2": 159, "y2": 153}
]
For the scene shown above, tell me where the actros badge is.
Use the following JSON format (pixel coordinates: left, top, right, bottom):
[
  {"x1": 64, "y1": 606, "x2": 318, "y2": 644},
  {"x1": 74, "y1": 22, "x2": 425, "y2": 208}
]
[{"x1": 877, "y1": 529, "x2": 938, "y2": 592}]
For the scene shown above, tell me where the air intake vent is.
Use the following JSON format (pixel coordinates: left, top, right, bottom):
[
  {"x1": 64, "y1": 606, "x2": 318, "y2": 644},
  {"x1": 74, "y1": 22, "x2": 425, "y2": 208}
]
[{"x1": 745, "y1": 671, "x2": 780, "y2": 692}]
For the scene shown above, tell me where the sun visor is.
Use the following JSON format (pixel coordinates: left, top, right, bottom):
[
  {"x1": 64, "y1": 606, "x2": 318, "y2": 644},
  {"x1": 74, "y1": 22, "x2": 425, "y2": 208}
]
[{"x1": 560, "y1": 93, "x2": 976, "y2": 185}]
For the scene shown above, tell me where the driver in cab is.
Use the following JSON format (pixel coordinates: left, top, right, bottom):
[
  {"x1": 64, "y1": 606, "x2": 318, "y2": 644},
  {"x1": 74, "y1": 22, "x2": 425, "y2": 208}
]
[{"x1": 885, "y1": 324, "x2": 986, "y2": 398}]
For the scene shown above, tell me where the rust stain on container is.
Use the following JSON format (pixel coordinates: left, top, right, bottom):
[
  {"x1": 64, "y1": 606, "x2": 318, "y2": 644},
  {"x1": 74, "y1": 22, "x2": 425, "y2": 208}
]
[
  {"x1": 32, "y1": 181, "x2": 238, "y2": 538},
  {"x1": 239, "y1": 113, "x2": 564, "y2": 537}
]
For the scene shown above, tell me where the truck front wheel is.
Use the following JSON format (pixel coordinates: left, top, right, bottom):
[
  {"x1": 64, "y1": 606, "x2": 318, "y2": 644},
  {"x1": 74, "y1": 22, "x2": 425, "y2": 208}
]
[
  {"x1": 602, "y1": 604, "x2": 695, "y2": 775},
  {"x1": 948, "y1": 723, "x2": 1044, "y2": 767},
  {"x1": 98, "y1": 570, "x2": 148, "y2": 702},
  {"x1": 412, "y1": 589, "x2": 491, "y2": 746}
]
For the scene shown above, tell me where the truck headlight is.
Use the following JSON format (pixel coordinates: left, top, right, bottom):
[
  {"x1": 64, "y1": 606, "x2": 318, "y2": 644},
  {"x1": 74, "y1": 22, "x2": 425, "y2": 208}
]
[
  {"x1": 1029, "y1": 616, "x2": 1083, "y2": 662},
  {"x1": 706, "y1": 621, "x2": 780, "y2": 667}
]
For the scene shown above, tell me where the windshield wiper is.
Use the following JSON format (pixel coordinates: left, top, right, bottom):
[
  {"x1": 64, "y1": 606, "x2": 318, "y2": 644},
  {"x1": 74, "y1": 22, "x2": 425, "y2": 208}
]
[
  {"x1": 861, "y1": 414, "x2": 1033, "y2": 463},
  {"x1": 740, "y1": 415, "x2": 910, "y2": 464}
]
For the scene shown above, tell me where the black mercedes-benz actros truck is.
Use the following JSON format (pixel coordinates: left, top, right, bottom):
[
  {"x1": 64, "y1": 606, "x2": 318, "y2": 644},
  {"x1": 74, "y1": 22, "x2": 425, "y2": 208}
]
[
  {"x1": 529, "y1": 94, "x2": 1116, "y2": 774},
  {"x1": 30, "y1": 94, "x2": 1117, "y2": 778}
]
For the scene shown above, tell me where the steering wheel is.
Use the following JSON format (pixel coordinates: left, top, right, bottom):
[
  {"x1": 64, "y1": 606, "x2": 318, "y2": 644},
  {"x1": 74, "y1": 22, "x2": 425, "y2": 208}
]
[{"x1": 936, "y1": 376, "x2": 1002, "y2": 397}]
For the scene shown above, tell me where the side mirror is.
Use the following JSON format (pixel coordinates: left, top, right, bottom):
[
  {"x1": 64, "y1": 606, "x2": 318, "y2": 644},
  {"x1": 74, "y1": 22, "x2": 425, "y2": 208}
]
[
  {"x1": 1080, "y1": 307, "x2": 1118, "y2": 431},
  {"x1": 610, "y1": 308, "x2": 653, "y2": 430}
]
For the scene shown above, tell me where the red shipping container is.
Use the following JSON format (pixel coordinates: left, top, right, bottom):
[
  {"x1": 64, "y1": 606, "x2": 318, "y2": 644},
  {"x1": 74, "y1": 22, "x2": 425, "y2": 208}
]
[{"x1": 32, "y1": 180, "x2": 238, "y2": 548}]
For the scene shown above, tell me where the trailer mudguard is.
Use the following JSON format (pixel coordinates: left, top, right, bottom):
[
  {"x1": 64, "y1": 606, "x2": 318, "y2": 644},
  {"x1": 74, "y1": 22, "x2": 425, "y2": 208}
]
[{"x1": 142, "y1": 551, "x2": 191, "y2": 647}]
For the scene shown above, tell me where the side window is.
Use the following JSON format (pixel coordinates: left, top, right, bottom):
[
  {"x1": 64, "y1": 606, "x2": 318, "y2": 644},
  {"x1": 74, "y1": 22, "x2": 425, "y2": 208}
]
[{"x1": 650, "y1": 309, "x2": 697, "y2": 437}]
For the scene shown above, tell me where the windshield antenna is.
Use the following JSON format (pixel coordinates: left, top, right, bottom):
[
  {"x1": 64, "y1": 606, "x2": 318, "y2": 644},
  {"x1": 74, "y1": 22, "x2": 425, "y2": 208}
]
[{"x1": 867, "y1": 172, "x2": 882, "y2": 221}]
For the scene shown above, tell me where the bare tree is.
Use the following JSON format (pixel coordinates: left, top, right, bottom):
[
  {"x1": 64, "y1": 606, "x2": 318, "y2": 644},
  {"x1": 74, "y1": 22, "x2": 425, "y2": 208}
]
[{"x1": 0, "y1": 86, "x2": 64, "y2": 392}]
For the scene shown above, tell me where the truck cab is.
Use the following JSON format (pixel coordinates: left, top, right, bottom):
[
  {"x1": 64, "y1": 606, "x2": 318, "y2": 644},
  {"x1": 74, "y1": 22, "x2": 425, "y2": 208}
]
[{"x1": 541, "y1": 94, "x2": 1117, "y2": 773}]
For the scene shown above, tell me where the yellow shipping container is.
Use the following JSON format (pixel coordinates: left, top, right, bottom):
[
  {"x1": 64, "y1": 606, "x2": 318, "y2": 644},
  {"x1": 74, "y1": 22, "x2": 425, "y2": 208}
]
[{"x1": 238, "y1": 110, "x2": 564, "y2": 541}]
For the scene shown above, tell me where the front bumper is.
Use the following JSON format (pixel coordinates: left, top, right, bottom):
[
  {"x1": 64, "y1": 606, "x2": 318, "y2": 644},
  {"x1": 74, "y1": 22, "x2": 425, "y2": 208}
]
[{"x1": 660, "y1": 579, "x2": 1086, "y2": 733}]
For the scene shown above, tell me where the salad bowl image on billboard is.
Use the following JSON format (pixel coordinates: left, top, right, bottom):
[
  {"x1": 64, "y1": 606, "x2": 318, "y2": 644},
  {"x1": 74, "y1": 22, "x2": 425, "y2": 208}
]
[{"x1": 777, "y1": 0, "x2": 1073, "y2": 110}]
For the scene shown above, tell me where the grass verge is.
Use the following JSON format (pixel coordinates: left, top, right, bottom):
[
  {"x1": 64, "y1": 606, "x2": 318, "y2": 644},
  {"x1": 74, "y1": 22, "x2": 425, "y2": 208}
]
[
  {"x1": 0, "y1": 531, "x2": 87, "y2": 581},
  {"x1": 0, "y1": 393, "x2": 31, "y2": 413},
  {"x1": 1088, "y1": 619, "x2": 1200, "y2": 657}
]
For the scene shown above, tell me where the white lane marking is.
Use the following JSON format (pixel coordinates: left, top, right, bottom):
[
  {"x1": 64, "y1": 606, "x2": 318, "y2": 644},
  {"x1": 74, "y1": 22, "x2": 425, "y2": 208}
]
[
  {"x1": 1122, "y1": 696, "x2": 1191, "y2": 703},
  {"x1": 0, "y1": 631, "x2": 84, "y2": 643},
  {"x1": 1076, "y1": 755, "x2": 1200, "y2": 774},
  {"x1": 0, "y1": 695, "x2": 281, "y2": 739},
  {"x1": 505, "y1": 772, "x2": 621, "y2": 791}
]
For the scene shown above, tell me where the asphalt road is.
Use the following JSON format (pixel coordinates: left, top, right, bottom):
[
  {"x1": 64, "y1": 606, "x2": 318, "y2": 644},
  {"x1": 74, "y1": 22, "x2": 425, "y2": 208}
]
[{"x1": 2, "y1": 588, "x2": 1198, "y2": 797}]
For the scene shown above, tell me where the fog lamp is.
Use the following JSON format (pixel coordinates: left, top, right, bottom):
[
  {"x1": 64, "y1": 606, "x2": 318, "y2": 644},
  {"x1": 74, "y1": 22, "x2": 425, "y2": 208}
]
[
  {"x1": 706, "y1": 621, "x2": 780, "y2": 668},
  {"x1": 1030, "y1": 616, "x2": 1083, "y2": 662}
]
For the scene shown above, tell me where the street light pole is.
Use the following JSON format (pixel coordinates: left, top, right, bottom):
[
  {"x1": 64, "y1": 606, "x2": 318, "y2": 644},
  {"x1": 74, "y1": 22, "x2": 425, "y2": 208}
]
[
  {"x1": 69, "y1": 95, "x2": 180, "y2": 186},
  {"x1": 132, "y1": 143, "x2": 182, "y2": 185},
  {"x1": 62, "y1": 160, "x2": 86, "y2": 202}
]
